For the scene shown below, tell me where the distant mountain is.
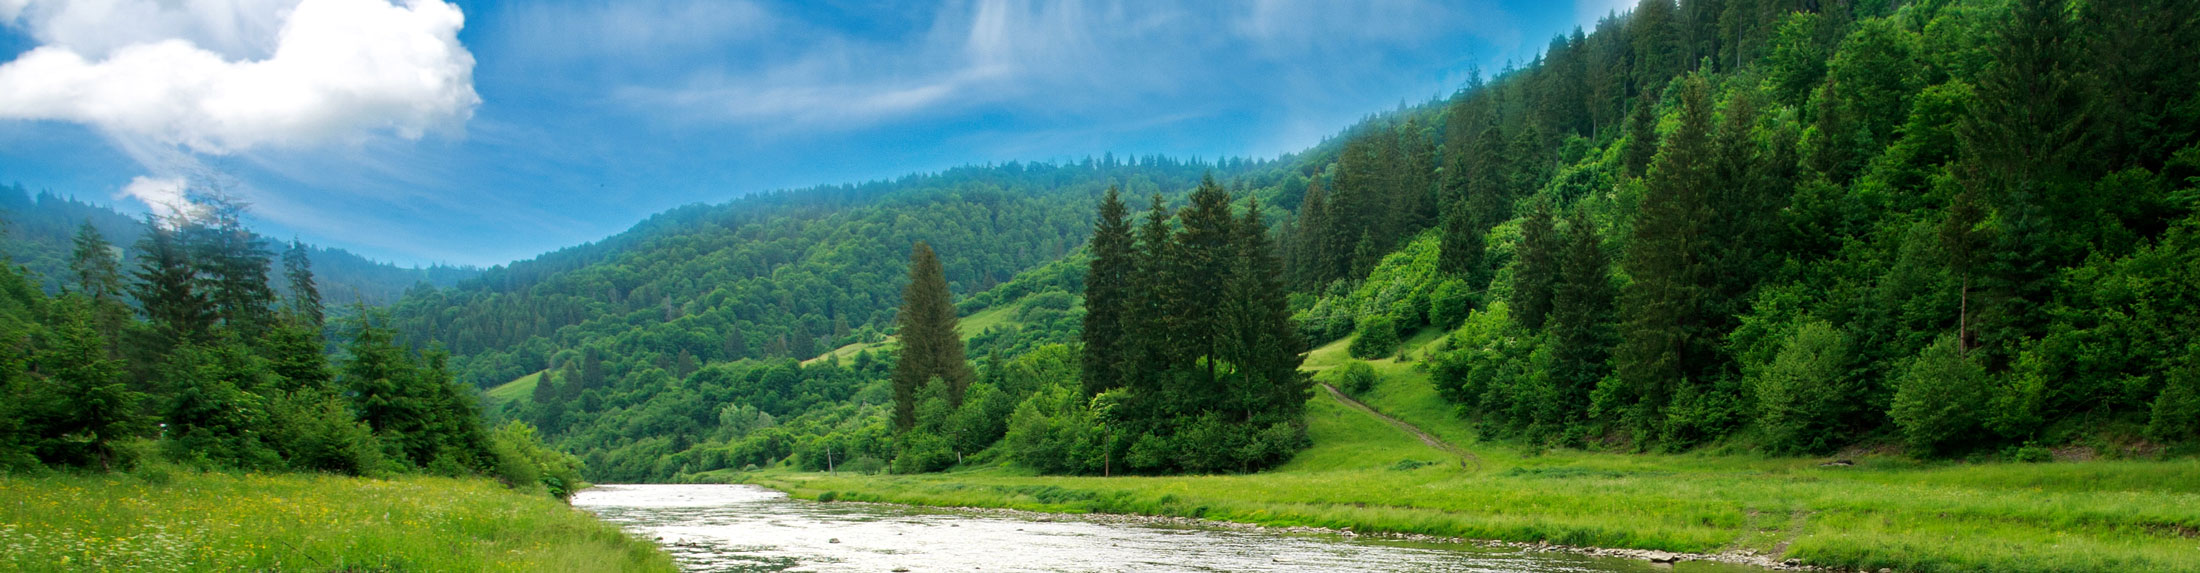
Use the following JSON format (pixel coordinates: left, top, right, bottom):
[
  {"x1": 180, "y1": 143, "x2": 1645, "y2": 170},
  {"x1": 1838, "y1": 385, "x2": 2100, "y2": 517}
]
[{"x1": 0, "y1": 185, "x2": 481, "y2": 305}]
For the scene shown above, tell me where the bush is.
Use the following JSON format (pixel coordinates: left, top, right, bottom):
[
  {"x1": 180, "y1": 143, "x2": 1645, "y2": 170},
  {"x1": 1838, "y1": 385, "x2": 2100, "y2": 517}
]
[
  {"x1": 1889, "y1": 336, "x2": 1989, "y2": 456},
  {"x1": 2147, "y1": 347, "x2": 2200, "y2": 442},
  {"x1": 890, "y1": 431, "x2": 956, "y2": 474},
  {"x1": 1333, "y1": 361, "x2": 1379, "y2": 395},
  {"x1": 1348, "y1": 315, "x2": 1400, "y2": 359},
  {"x1": 1429, "y1": 279, "x2": 1473, "y2": 330},
  {"x1": 1750, "y1": 320, "x2": 1855, "y2": 455}
]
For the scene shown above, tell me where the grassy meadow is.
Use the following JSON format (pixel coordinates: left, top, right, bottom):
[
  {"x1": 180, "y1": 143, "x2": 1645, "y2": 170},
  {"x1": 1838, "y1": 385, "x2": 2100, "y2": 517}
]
[
  {"x1": 0, "y1": 469, "x2": 675, "y2": 572},
  {"x1": 745, "y1": 331, "x2": 2200, "y2": 573}
]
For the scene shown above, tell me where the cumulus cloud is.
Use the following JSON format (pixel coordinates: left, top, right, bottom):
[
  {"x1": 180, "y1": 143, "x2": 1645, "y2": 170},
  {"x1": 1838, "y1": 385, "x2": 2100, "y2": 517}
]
[{"x1": 0, "y1": 0, "x2": 479, "y2": 154}]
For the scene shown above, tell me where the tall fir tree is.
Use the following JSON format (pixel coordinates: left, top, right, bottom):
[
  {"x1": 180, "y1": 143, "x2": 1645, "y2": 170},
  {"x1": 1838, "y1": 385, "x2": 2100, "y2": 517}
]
[
  {"x1": 1546, "y1": 207, "x2": 1615, "y2": 438},
  {"x1": 1610, "y1": 75, "x2": 1718, "y2": 448},
  {"x1": 282, "y1": 240, "x2": 323, "y2": 329},
  {"x1": 185, "y1": 194, "x2": 277, "y2": 336},
  {"x1": 1081, "y1": 186, "x2": 1134, "y2": 396},
  {"x1": 130, "y1": 216, "x2": 211, "y2": 339},
  {"x1": 891, "y1": 241, "x2": 972, "y2": 431},
  {"x1": 1511, "y1": 201, "x2": 1560, "y2": 330}
]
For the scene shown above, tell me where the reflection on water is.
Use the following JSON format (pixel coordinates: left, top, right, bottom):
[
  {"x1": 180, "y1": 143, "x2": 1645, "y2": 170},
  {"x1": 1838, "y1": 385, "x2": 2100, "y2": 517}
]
[{"x1": 573, "y1": 484, "x2": 1752, "y2": 573}]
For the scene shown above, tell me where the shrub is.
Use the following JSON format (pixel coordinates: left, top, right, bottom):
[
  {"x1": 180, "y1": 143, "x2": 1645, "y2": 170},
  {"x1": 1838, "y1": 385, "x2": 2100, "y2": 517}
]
[
  {"x1": 1333, "y1": 361, "x2": 1379, "y2": 395},
  {"x1": 2147, "y1": 347, "x2": 2200, "y2": 442},
  {"x1": 1750, "y1": 320, "x2": 1855, "y2": 455},
  {"x1": 1429, "y1": 279, "x2": 1473, "y2": 330},
  {"x1": 1890, "y1": 336, "x2": 1989, "y2": 456},
  {"x1": 1348, "y1": 315, "x2": 1400, "y2": 359}
]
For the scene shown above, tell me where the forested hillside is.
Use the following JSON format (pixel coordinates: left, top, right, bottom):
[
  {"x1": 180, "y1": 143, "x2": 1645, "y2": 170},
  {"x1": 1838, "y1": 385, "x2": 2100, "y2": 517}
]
[
  {"x1": 0, "y1": 185, "x2": 480, "y2": 304},
  {"x1": 385, "y1": 0, "x2": 2199, "y2": 481},
  {"x1": 1281, "y1": 0, "x2": 2200, "y2": 456}
]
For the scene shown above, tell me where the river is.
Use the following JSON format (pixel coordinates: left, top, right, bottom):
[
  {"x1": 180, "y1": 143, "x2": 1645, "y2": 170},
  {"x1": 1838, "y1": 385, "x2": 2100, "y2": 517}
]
[{"x1": 572, "y1": 484, "x2": 1768, "y2": 573}]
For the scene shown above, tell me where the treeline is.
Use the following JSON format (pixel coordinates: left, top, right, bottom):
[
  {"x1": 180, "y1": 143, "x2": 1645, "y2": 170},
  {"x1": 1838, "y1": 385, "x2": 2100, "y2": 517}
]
[
  {"x1": 885, "y1": 178, "x2": 1309, "y2": 475},
  {"x1": 1281, "y1": 0, "x2": 2199, "y2": 456},
  {"x1": 0, "y1": 197, "x2": 578, "y2": 497},
  {"x1": 0, "y1": 185, "x2": 480, "y2": 304}
]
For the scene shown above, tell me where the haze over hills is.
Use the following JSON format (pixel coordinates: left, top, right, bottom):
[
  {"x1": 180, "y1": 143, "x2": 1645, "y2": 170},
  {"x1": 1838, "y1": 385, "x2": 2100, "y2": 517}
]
[{"x1": 0, "y1": 183, "x2": 481, "y2": 304}]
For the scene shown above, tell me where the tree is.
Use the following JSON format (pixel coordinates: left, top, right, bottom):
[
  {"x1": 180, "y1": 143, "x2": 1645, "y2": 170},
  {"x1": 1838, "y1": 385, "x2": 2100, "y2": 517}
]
[
  {"x1": 1547, "y1": 207, "x2": 1614, "y2": 438},
  {"x1": 1610, "y1": 75, "x2": 1719, "y2": 447},
  {"x1": 130, "y1": 217, "x2": 210, "y2": 338},
  {"x1": 68, "y1": 223, "x2": 124, "y2": 302},
  {"x1": 282, "y1": 240, "x2": 324, "y2": 329},
  {"x1": 892, "y1": 241, "x2": 972, "y2": 431},
  {"x1": 1081, "y1": 186, "x2": 1134, "y2": 396},
  {"x1": 1889, "y1": 336, "x2": 1989, "y2": 456},
  {"x1": 33, "y1": 297, "x2": 142, "y2": 469},
  {"x1": 184, "y1": 193, "x2": 276, "y2": 336},
  {"x1": 1510, "y1": 202, "x2": 1560, "y2": 330},
  {"x1": 1751, "y1": 320, "x2": 1855, "y2": 454}
]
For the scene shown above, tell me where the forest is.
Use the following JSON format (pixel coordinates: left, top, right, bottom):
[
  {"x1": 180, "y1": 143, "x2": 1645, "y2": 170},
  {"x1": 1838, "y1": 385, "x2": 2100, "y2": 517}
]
[
  {"x1": 0, "y1": 195, "x2": 581, "y2": 498},
  {"x1": 379, "y1": 0, "x2": 2200, "y2": 479}
]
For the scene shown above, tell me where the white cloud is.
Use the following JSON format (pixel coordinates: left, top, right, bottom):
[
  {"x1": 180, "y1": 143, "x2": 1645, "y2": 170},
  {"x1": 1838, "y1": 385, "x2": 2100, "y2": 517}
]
[
  {"x1": 0, "y1": 0, "x2": 479, "y2": 154},
  {"x1": 119, "y1": 175, "x2": 196, "y2": 218}
]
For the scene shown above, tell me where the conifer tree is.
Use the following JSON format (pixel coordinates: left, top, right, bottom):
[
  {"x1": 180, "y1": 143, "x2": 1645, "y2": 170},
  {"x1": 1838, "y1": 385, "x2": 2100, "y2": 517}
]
[
  {"x1": 1547, "y1": 207, "x2": 1614, "y2": 435},
  {"x1": 35, "y1": 297, "x2": 141, "y2": 470},
  {"x1": 1291, "y1": 177, "x2": 1333, "y2": 288},
  {"x1": 1124, "y1": 194, "x2": 1178, "y2": 401},
  {"x1": 130, "y1": 216, "x2": 211, "y2": 339},
  {"x1": 1611, "y1": 75, "x2": 1718, "y2": 447},
  {"x1": 1081, "y1": 186, "x2": 1134, "y2": 396},
  {"x1": 282, "y1": 240, "x2": 323, "y2": 329},
  {"x1": 1219, "y1": 197, "x2": 1310, "y2": 425},
  {"x1": 69, "y1": 223, "x2": 123, "y2": 303},
  {"x1": 891, "y1": 241, "x2": 972, "y2": 431},
  {"x1": 1511, "y1": 202, "x2": 1560, "y2": 330},
  {"x1": 1174, "y1": 175, "x2": 1239, "y2": 388},
  {"x1": 186, "y1": 194, "x2": 277, "y2": 336},
  {"x1": 1624, "y1": 94, "x2": 1660, "y2": 178}
]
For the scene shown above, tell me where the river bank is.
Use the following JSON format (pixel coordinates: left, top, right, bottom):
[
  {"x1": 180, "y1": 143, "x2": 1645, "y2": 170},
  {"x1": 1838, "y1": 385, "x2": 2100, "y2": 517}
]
[
  {"x1": 0, "y1": 469, "x2": 676, "y2": 572},
  {"x1": 734, "y1": 350, "x2": 2200, "y2": 573}
]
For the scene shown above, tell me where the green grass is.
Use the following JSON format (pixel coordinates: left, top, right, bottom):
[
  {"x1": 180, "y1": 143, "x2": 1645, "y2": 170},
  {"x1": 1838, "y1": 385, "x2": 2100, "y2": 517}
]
[
  {"x1": 808, "y1": 305, "x2": 1021, "y2": 365},
  {"x1": 484, "y1": 370, "x2": 546, "y2": 405},
  {"x1": 748, "y1": 330, "x2": 2200, "y2": 573},
  {"x1": 0, "y1": 469, "x2": 675, "y2": 572}
]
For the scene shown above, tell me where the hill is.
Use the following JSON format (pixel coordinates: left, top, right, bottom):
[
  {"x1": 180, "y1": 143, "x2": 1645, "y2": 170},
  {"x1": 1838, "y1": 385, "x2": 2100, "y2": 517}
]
[{"x1": 0, "y1": 186, "x2": 480, "y2": 305}]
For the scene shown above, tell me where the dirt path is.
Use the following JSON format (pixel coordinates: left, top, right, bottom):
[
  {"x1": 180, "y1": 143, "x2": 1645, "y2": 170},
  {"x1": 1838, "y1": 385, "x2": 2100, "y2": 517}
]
[{"x1": 1319, "y1": 383, "x2": 1482, "y2": 471}]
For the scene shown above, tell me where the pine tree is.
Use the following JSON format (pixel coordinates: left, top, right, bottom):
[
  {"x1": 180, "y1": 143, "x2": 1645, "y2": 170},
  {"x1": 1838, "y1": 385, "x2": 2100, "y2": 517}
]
[
  {"x1": 1124, "y1": 194, "x2": 1178, "y2": 405},
  {"x1": 1547, "y1": 207, "x2": 1615, "y2": 437},
  {"x1": 891, "y1": 241, "x2": 972, "y2": 431},
  {"x1": 1624, "y1": 94, "x2": 1660, "y2": 178},
  {"x1": 1611, "y1": 75, "x2": 1718, "y2": 447},
  {"x1": 185, "y1": 194, "x2": 276, "y2": 336},
  {"x1": 1511, "y1": 202, "x2": 1560, "y2": 330},
  {"x1": 130, "y1": 216, "x2": 211, "y2": 338},
  {"x1": 1081, "y1": 186, "x2": 1134, "y2": 396},
  {"x1": 68, "y1": 222, "x2": 129, "y2": 344},
  {"x1": 35, "y1": 296, "x2": 142, "y2": 470},
  {"x1": 69, "y1": 223, "x2": 123, "y2": 302},
  {"x1": 1174, "y1": 175, "x2": 1238, "y2": 390},
  {"x1": 282, "y1": 240, "x2": 323, "y2": 329},
  {"x1": 1219, "y1": 197, "x2": 1310, "y2": 427},
  {"x1": 1290, "y1": 176, "x2": 1333, "y2": 289}
]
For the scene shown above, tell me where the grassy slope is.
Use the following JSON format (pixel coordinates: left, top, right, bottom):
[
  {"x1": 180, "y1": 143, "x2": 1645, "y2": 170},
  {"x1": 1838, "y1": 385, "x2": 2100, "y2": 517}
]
[
  {"x1": 803, "y1": 305, "x2": 1017, "y2": 366},
  {"x1": 750, "y1": 330, "x2": 2200, "y2": 573},
  {"x1": 484, "y1": 370, "x2": 547, "y2": 405},
  {"x1": 0, "y1": 470, "x2": 674, "y2": 572}
]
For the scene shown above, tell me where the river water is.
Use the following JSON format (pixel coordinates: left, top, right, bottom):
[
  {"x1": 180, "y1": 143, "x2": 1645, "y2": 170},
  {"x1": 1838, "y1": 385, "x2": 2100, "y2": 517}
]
[{"x1": 572, "y1": 484, "x2": 1764, "y2": 573}]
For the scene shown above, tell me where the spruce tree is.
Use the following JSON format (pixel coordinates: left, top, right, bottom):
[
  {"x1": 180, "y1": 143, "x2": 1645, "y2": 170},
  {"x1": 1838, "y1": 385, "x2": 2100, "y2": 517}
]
[
  {"x1": 1124, "y1": 194, "x2": 1178, "y2": 405},
  {"x1": 891, "y1": 241, "x2": 972, "y2": 431},
  {"x1": 130, "y1": 216, "x2": 210, "y2": 339},
  {"x1": 1293, "y1": 176, "x2": 1333, "y2": 288},
  {"x1": 1219, "y1": 197, "x2": 1309, "y2": 427},
  {"x1": 1174, "y1": 175, "x2": 1238, "y2": 389},
  {"x1": 1612, "y1": 75, "x2": 1717, "y2": 447},
  {"x1": 1547, "y1": 207, "x2": 1615, "y2": 437},
  {"x1": 282, "y1": 240, "x2": 323, "y2": 329},
  {"x1": 1081, "y1": 186, "x2": 1134, "y2": 396},
  {"x1": 1511, "y1": 202, "x2": 1560, "y2": 330},
  {"x1": 36, "y1": 296, "x2": 142, "y2": 470},
  {"x1": 185, "y1": 194, "x2": 277, "y2": 336},
  {"x1": 69, "y1": 223, "x2": 124, "y2": 302}
]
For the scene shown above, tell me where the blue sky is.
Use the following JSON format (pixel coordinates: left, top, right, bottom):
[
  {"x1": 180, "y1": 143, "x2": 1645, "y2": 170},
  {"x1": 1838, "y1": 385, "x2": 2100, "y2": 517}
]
[{"x1": 0, "y1": 0, "x2": 1633, "y2": 267}]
